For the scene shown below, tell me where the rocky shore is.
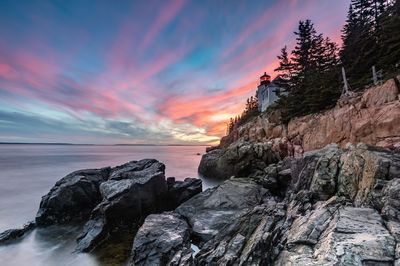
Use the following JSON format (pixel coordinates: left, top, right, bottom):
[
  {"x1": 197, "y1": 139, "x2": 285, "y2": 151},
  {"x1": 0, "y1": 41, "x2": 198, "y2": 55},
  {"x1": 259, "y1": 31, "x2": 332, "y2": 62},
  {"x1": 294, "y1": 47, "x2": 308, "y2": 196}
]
[
  {"x1": 1, "y1": 143, "x2": 400, "y2": 265},
  {"x1": 0, "y1": 159, "x2": 202, "y2": 259},
  {"x1": 151, "y1": 143, "x2": 400, "y2": 265}
]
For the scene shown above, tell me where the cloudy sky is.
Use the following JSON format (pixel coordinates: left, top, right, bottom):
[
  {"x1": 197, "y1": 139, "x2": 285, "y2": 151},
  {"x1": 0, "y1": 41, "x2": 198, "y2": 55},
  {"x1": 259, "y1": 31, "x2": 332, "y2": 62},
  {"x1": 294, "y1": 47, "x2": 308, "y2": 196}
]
[{"x1": 0, "y1": 0, "x2": 349, "y2": 144}]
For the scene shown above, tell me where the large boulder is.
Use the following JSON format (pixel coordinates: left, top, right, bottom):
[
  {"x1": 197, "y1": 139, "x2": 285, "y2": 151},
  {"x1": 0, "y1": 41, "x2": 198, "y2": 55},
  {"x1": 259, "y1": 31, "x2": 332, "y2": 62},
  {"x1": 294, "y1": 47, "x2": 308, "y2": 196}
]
[
  {"x1": 76, "y1": 179, "x2": 142, "y2": 252},
  {"x1": 109, "y1": 159, "x2": 167, "y2": 212},
  {"x1": 198, "y1": 141, "x2": 279, "y2": 179},
  {"x1": 36, "y1": 168, "x2": 110, "y2": 226},
  {"x1": 130, "y1": 212, "x2": 193, "y2": 266},
  {"x1": 176, "y1": 178, "x2": 268, "y2": 242}
]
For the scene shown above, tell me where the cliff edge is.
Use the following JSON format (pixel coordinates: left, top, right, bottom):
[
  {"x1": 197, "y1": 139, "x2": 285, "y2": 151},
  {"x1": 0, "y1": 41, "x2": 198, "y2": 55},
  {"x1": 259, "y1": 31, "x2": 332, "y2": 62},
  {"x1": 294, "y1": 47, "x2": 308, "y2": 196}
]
[{"x1": 220, "y1": 77, "x2": 400, "y2": 154}]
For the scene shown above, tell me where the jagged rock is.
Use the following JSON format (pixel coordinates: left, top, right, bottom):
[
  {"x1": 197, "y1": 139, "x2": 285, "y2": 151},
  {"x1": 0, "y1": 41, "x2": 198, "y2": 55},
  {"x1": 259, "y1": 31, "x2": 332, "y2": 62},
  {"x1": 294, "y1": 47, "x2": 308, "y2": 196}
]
[
  {"x1": 195, "y1": 201, "x2": 287, "y2": 265},
  {"x1": 278, "y1": 207, "x2": 396, "y2": 265},
  {"x1": 198, "y1": 141, "x2": 279, "y2": 179},
  {"x1": 76, "y1": 179, "x2": 141, "y2": 252},
  {"x1": 176, "y1": 179, "x2": 267, "y2": 242},
  {"x1": 287, "y1": 197, "x2": 340, "y2": 246},
  {"x1": 148, "y1": 144, "x2": 400, "y2": 266},
  {"x1": 109, "y1": 159, "x2": 167, "y2": 212},
  {"x1": 381, "y1": 178, "x2": 400, "y2": 221},
  {"x1": 130, "y1": 212, "x2": 193, "y2": 266},
  {"x1": 109, "y1": 159, "x2": 165, "y2": 181},
  {"x1": 36, "y1": 168, "x2": 110, "y2": 226},
  {"x1": 75, "y1": 159, "x2": 202, "y2": 252},
  {"x1": 30, "y1": 158, "x2": 203, "y2": 254},
  {"x1": 0, "y1": 222, "x2": 35, "y2": 244},
  {"x1": 166, "y1": 177, "x2": 202, "y2": 209}
]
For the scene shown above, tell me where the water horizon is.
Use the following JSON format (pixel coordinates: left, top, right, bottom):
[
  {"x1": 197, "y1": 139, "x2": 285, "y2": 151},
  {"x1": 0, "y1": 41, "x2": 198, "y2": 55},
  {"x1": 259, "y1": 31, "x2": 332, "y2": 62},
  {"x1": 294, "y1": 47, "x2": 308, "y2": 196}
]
[{"x1": 0, "y1": 144, "x2": 220, "y2": 266}]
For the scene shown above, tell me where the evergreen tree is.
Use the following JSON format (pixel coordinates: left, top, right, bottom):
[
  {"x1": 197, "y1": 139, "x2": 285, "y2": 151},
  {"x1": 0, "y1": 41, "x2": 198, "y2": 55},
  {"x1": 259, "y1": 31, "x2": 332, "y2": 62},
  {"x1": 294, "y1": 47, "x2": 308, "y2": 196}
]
[
  {"x1": 376, "y1": 0, "x2": 400, "y2": 76},
  {"x1": 274, "y1": 20, "x2": 340, "y2": 123}
]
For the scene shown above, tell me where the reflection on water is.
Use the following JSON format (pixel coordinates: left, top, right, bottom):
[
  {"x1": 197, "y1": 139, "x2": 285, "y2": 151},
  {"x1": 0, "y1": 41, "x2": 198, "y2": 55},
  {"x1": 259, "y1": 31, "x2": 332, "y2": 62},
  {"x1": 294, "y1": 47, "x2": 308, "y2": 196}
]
[{"x1": 0, "y1": 144, "x2": 221, "y2": 266}]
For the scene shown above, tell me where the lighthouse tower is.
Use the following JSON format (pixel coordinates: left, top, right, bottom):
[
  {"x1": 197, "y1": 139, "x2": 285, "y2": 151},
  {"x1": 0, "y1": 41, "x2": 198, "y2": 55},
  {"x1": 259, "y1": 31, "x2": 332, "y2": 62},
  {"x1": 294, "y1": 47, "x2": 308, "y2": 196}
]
[{"x1": 256, "y1": 72, "x2": 271, "y2": 112}]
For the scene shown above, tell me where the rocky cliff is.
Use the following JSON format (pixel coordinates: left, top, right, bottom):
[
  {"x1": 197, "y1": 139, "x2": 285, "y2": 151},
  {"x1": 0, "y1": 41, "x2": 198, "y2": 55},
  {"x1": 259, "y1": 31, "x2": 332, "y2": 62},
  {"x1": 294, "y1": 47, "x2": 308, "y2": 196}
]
[
  {"x1": 220, "y1": 77, "x2": 400, "y2": 155},
  {"x1": 136, "y1": 144, "x2": 400, "y2": 265}
]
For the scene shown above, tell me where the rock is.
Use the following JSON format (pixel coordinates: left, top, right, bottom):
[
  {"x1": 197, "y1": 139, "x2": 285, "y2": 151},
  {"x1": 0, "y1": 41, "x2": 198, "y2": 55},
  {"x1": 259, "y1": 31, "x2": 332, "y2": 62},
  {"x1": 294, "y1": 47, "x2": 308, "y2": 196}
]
[
  {"x1": 176, "y1": 178, "x2": 267, "y2": 242},
  {"x1": 381, "y1": 178, "x2": 400, "y2": 221},
  {"x1": 36, "y1": 168, "x2": 110, "y2": 226},
  {"x1": 151, "y1": 144, "x2": 400, "y2": 265},
  {"x1": 74, "y1": 159, "x2": 202, "y2": 252},
  {"x1": 0, "y1": 222, "x2": 35, "y2": 244},
  {"x1": 278, "y1": 207, "x2": 396, "y2": 265},
  {"x1": 197, "y1": 149, "x2": 224, "y2": 178},
  {"x1": 194, "y1": 201, "x2": 287, "y2": 265},
  {"x1": 130, "y1": 212, "x2": 193, "y2": 266},
  {"x1": 198, "y1": 141, "x2": 279, "y2": 179},
  {"x1": 219, "y1": 78, "x2": 400, "y2": 154},
  {"x1": 76, "y1": 179, "x2": 141, "y2": 252},
  {"x1": 166, "y1": 177, "x2": 202, "y2": 209},
  {"x1": 109, "y1": 159, "x2": 165, "y2": 181},
  {"x1": 32, "y1": 158, "x2": 203, "y2": 254}
]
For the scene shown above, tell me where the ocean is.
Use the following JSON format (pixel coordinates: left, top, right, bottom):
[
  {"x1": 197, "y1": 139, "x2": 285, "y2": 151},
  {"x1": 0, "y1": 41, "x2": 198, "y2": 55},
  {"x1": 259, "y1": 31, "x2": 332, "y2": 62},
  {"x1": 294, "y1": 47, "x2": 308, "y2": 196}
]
[{"x1": 0, "y1": 144, "x2": 219, "y2": 266}]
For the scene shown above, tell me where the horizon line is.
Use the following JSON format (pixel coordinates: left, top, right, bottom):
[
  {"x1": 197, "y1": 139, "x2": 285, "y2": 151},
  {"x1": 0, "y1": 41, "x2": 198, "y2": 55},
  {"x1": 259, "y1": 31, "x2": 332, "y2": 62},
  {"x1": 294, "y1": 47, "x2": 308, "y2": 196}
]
[{"x1": 0, "y1": 142, "x2": 210, "y2": 147}]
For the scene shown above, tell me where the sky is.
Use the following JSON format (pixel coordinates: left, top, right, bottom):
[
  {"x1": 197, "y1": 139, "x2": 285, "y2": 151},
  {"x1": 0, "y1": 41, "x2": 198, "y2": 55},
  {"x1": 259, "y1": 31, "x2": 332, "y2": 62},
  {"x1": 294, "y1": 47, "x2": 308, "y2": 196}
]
[{"x1": 0, "y1": 0, "x2": 350, "y2": 145}]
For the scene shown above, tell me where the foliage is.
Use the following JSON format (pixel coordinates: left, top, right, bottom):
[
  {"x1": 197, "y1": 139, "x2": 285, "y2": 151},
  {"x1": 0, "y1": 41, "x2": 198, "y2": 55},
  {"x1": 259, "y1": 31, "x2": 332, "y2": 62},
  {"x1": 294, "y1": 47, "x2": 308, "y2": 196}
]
[
  {"x1": 224, "y1": 0, "x2": 400, "y2": 133},
  {"x1": 274, "y1": 20, "x2": 341, "y2": 123},
  {"x1": 341, "y1": 0, "x2": 400, "y2": 88},
  {"x1": 226, "y1": 95, "x2": 259, "y2": 134}
]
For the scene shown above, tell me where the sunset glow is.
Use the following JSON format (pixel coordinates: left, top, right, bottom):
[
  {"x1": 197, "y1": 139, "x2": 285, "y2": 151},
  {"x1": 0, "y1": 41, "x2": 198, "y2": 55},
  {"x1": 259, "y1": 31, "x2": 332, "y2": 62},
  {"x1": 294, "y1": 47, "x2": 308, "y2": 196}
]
[{"x1": 0, "y1": 0, "x2": 348, "y2": 144}]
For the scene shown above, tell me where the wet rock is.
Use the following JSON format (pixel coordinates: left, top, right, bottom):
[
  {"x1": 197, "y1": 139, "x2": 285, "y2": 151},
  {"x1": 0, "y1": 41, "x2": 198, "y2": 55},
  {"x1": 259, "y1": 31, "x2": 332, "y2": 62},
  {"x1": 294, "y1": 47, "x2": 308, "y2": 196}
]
[
  {"x1": 76, "y1": 179, "x2": 141, "y2": 252},
  {"x1": 130, "y1": 212, "x2": 193, "y2": 266},
  {"x1": 36, "y1": 168, "x2": 110, "y2": 226},
  {"x1": 0, "y1": 222, "x2": 35, "y2": 244}
]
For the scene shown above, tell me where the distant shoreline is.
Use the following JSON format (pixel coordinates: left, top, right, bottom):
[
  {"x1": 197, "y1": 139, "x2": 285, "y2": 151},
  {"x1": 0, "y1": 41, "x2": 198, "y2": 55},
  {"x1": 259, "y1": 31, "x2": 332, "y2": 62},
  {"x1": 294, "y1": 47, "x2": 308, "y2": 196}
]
[{"x1": 0, "y1": 142, "x2": 208, "y2": 147}]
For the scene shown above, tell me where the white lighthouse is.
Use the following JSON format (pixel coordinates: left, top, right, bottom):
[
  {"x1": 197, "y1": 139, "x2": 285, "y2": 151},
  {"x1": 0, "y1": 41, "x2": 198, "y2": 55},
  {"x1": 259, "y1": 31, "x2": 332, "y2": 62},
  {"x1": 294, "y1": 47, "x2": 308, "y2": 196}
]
[{"x1": 256, "y1": 72, "x2": 281, "y2": 112}]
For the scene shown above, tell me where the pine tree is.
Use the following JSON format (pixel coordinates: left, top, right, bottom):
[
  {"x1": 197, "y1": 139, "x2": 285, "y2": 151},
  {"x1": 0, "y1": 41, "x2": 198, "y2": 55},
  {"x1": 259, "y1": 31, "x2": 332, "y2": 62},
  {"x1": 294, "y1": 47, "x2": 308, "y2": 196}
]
[
  {"x1": 274, "y1": 20, "x2": 340, "y2": 123},
  {"x1": 376, "y1": 0, "x2": 400, "y2": 76}
]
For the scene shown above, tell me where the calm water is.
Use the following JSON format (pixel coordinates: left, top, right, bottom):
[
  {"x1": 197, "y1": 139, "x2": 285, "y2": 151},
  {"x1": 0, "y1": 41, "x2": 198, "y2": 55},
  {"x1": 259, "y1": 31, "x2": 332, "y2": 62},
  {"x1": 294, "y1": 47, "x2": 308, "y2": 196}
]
[{"x1": 0, "y1": 144, "x2": 219, "y2": 266}]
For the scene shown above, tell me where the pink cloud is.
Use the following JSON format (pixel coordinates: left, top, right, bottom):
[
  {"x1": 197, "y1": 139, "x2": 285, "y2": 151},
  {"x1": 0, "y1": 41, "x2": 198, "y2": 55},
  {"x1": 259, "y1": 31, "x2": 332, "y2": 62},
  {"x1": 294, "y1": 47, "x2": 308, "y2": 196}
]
[{"x1": 138, "y1": 0, "x2": 186, "y2": 52}]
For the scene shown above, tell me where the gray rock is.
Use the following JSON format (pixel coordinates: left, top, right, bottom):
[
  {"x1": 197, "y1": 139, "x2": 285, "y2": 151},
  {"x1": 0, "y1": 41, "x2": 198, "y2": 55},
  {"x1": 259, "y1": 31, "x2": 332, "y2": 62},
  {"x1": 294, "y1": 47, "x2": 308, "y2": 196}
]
[
  {"x1": 198, "y1": 141, "x2": 279, "y2": 179},
  {"x1": 166, "y1": 177, "x2": 202, "y2": 208},
  {"x1": 130, "y1": 212, "x2": 193, "y2": 266},
  {"x1": 36, "y1": 168, "x2": 110, "y2": 226},
  {"x1": 75, "y1": 160, "x2": 202, "y2": 252},
  {"x1": 176, "y1": 178, "x2": 267, "y2": 243},
  {"x1": 278, "y1": 207, "x2": 396, "y2": 265},
  {"x1": 75, "y1": 157, "x2": 170, "y2": 252},
  {"x1": 0, "y1": 222, "x2": 35, "y2": 244},
  {"x1": 381, "y1": 178, "x2": 400, "y2": 221}
]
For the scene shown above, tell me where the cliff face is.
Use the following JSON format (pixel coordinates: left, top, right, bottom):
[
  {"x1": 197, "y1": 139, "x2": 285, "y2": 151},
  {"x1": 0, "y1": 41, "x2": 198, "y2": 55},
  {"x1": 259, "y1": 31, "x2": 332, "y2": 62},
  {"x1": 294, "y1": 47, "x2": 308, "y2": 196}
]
[{"x1": 220, "y1": 77, "x2": 400, "y2": 155}]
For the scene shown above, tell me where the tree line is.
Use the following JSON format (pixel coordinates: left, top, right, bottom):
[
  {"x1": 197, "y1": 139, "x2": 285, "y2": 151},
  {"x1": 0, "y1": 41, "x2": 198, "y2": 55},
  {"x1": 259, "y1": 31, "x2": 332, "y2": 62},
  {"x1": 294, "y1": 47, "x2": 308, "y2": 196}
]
[
  {"x1": 226, "y1": 0, "x2": 399, "y2": 133},
  {"x1": 275, "y1": 0, "x2": 400, "y2": 123},
  {"x1": 226, "y1": 95, "x2": 258, "y2": 134}
]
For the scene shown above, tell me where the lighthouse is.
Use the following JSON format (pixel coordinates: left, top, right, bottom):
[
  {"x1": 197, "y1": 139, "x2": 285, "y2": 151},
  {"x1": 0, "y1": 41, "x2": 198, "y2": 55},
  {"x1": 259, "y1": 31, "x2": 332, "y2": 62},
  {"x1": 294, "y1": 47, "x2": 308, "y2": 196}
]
[{"x1": 256, "y1": 72, "x2": 282, "y2": 112}]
